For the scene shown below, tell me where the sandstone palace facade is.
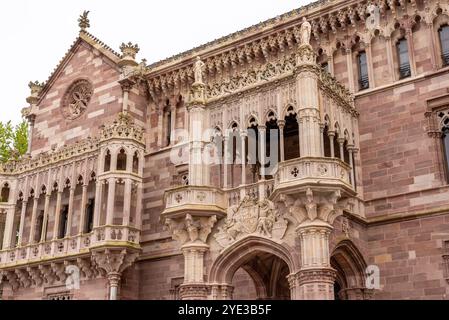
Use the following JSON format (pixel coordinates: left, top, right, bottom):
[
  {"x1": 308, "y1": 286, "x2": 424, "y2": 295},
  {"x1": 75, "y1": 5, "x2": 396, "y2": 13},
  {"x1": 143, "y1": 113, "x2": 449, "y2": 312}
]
[{"x1": 1, "y1": 0, "x2": 449, "y2": 300}]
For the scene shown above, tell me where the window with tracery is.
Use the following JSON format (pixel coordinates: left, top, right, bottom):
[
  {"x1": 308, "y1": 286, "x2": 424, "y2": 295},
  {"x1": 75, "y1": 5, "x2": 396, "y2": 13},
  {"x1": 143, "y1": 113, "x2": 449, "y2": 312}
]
[{"x1": 62, "y1": 79, "x2": 93, "y2": 120}]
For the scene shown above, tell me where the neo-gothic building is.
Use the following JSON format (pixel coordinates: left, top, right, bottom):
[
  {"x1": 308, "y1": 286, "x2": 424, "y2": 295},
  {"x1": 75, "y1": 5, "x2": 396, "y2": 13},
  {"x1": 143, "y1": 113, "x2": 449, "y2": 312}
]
[{"x1": 1, "y1": 0, "x2": 449, "y2": 300}]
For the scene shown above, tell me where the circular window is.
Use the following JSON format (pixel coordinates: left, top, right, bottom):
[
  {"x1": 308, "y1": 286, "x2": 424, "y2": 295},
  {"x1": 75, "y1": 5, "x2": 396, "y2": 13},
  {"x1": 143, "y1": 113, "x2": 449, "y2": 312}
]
[{"x1": 62, "y1": 79, "x2": 93, "y2": 120}]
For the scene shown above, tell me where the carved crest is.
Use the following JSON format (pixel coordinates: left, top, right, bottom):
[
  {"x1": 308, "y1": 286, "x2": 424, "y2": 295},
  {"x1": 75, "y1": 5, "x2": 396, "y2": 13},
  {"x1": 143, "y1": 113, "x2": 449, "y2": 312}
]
[{"x1": 214, "y1": 196, "x2": 288, "y2": 248}]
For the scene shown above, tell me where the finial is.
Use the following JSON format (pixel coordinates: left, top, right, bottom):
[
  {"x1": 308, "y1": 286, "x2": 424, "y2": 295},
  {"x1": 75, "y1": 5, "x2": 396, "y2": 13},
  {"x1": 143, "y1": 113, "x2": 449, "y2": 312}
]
[
  {"x1": 26, "y1": 81, "x2": 44, "y2": 105},
  {"x1": 120, "y1": 42, "x2": 140, "y2": 59},
  {"x1": 118, "y1": 42, "x2": 140, "y2": 69},
  {"x1": 78, "y1": 10, "x2": 90, "y2": 31}
]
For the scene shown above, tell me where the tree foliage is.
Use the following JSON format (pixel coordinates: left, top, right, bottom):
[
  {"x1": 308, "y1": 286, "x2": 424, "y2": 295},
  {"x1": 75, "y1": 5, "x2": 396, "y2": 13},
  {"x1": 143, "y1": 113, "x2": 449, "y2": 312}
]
[{"x1": 0, "y1": 120, "x2": 28, "y2": 163}]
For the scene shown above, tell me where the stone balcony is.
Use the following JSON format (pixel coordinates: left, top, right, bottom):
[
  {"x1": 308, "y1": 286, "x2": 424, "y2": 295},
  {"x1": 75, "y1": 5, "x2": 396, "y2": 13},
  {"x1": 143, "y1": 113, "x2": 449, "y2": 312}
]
[
  {"x1": 273, "y1": 157, "x2": 355, "y2": 197},
  {"x1": 0, "y1": 225, "x2": 140, "y2": 268},
  {"x1": 163, "y1": 186, "x2": 227, "y2": 219}
]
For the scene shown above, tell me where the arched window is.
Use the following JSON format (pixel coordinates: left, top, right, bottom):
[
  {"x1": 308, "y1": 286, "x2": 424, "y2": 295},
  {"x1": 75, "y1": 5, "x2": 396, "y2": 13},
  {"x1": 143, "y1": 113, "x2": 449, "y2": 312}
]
[
  {"x1": 117, "y1": 149, "x2": 127, "y2": 171},
  {"x1": 265, "y1": 115, "x2": 280, "y2": 178},
  {"x1": 323, "y1": 126, "x2": 332, "y2": 157},
  {"x1": 132, "y1": 151, "x2": 139, "y2": 174},
  {"x1": 35, "y1": 210, "x2": 44, "y2": 243},
  {"x1": 439, "y1": 25, "x2": 449, "y2": 66},
  {"x1": 284, "y1": 107, "x2": 300, "y2": 161},
  {"x1": 59, "y1": 205, "x2": 69, "y2": 239},
  {"x1": 396, "y1": 38, "x2": 411, "y2": 79},
  {"x1": 357, "y1": 51, "x2": 369, "y2": 90},
  {"x1": 1, "y1": 183, "x2": 10, "y2": 203},
  {"x1": 84, "y1": 198, "x2": 95, "y2": 234},
  {"x1": 104, "y1": 150, "x2": 111, "y2": 172}
]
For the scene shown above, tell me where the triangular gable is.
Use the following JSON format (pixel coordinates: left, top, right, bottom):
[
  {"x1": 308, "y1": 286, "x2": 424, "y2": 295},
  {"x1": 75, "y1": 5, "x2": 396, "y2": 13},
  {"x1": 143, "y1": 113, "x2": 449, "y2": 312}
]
[{"x1": 37, "y1": 31, "x2": 121, "y2": 103}]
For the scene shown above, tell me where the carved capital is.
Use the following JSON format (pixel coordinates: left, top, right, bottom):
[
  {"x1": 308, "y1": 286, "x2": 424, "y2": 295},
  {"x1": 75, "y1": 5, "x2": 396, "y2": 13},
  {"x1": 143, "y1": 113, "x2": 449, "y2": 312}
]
[
  {"x1": 165, "y1": 214, "x2": 217, "y2": 246},
  {"x1": 91, "y1": 248, "x2": 139, "y2": 275}
]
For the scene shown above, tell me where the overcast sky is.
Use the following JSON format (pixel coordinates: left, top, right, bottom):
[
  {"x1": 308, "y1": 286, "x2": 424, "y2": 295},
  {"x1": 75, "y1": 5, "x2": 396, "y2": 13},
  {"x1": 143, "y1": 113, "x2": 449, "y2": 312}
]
[{"x1": 0, "y1": 0, "x2": 312, "y2": 125}]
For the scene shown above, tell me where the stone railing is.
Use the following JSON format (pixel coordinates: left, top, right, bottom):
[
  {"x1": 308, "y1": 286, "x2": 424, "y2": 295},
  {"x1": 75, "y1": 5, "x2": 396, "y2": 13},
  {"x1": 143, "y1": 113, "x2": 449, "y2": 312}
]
[
  {"x1": 275, "y1": 157, "x2": 352, "y2": 190},
  {"x1": 0, "y1": 137, "x2": 99, "y2": 175},
  {"x1": 0, "y1": 226, "x2": 140, "y2": 267},
  {"x1": 164, "y1": 185, "x2": 226, "y2": 214}
]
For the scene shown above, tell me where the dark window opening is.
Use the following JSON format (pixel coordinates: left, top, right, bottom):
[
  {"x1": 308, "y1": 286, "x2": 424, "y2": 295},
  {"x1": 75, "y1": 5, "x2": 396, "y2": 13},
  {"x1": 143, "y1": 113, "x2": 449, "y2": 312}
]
[
  {"x1": 84, "y1": 198, "x2": 95, "y2": 234},
  {"x1": 35, "y1": 211, "x2": 44, "y2": 243},
  {"x1": 1, "y1": 184, "x2": 10, "y2": 202},
  {"x1": 284, "y1": 114, "x2": 300, "y2": 161},
  {"x1": 439, "y1": 25, "x2": 449, "y2": 66},
  {"x1": 132, "y1": 152, "x2": 139, "y2": 174},
  {"x1": 443, "y1": 128, "x2": 449, "y2": 183},
  {"x1": 117, "y1": 149, "x2": 127, "y2": 171},
  {"x1": 358, "y1": 51, "x2": 369, "y2": 90},
  {"x1": 166, "y1": 111, "x2": 172, "y2": 146},
  {"x1": 59, "y1": 205, "x2": 69, "y2": 239},
  {"x1": 396, "y1": 38, "x2": 411, "y2": 79},
  {"x1": 104, "y1": 150, "x2": 111, "y2": 172}
]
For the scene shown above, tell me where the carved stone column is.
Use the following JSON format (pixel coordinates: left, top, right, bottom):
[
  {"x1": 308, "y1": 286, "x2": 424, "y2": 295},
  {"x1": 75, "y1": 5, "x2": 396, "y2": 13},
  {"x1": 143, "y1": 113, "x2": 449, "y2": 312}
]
[
  {"x1": 28, "y1": 196, "x2": 39, "y2": 243},
  {"x1": 91, "y1": 248, "x2": 139, "y2": 300},
  {"x1": 280, "y1": 189, "x2": 352, "y2": 300},
  {"x1": 165, "y1": 214, "x2": 218, "y2": 300},
  {"x1": 278, "y1": 120, "x2": 285, "y2": 162},
  {"x1": 66, "y1": 187, "x2": 75, "y2": 237},
  {"x1": 41, "y1": 193, "x2": 51, "y2": 242},
  {"x1": 106, "y1": 178, "x2": 116, "y2": 225},
  {"x1": 52, "y1": 191, "x2": 62, "y2": 240},
  {"x1": 78, "y1": 184, "x2": 88, "y2": 234},
  {"x1": 295, "y1": 44, "x2": 321, "y2": 158},
  {"x1": 17, "y1": 200, "x2": 27, "y2": 246}
]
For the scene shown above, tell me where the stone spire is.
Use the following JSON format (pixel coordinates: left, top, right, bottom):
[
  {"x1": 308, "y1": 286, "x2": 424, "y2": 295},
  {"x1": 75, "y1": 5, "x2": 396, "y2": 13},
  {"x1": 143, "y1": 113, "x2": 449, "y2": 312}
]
[{"x1": 78, "y1": 10, "x2": 90, "y2": 32}]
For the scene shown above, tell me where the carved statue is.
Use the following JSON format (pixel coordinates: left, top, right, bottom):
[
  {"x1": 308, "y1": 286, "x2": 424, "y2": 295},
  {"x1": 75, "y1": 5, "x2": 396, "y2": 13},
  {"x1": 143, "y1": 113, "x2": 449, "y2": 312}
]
[
  {"x1": 256, "y1": 199, "x2": 275, "y2": 237},
  {"x1": 193, "y1": 56, "x2": 205, "y2": 84},
  {"x1": 300, "y1": 17, "x2": 311, "y2": 46}
]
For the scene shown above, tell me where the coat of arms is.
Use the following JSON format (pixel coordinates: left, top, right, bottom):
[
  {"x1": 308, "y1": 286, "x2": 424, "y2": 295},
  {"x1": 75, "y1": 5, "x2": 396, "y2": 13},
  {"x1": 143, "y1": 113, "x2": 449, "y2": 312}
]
[{"x1": 214, "y1": 196, "x2": 288, "y2": 248}]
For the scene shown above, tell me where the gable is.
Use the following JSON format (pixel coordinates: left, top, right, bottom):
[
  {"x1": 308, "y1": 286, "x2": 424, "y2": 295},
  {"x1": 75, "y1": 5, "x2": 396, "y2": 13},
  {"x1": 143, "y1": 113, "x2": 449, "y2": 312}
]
[{"x1": 31, "y1": 38, "x2": 123, "y2": 156}]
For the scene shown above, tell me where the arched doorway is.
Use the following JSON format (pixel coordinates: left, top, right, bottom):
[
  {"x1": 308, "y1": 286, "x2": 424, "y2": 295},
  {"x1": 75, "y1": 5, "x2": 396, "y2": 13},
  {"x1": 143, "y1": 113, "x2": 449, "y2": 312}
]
[
  {"x1": 331, "y1": 240, "x2": 372, "y2": 300},
  {"x1": 209, "y1": 236, "x2": 298, "y2": 300}
]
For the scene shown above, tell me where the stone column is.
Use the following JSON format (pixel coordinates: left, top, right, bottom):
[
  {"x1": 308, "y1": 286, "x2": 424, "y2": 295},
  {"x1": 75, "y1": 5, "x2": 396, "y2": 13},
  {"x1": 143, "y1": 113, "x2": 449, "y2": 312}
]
[
  {"x1": 328, "y1": 132, "x2": 335, "y2": 158},
  {"x1": 405, "y1": 28, "x2": 417, "y2": 77},
  {"x1": 240, "y1": 130, "x2": 247, "y2": 188},
  {"x1": 278, "y1": 120, "x2": 285, "y2": 162},
  {"x1": 52, "y1": 191, "x2": 62, "y2": 240},
  {"x1": 2, "y1": 207, "x2": 15, "y2": 249},
  {"x1": 135, "y1": 183, "x2": 143, "y2": 229},
  {"x1": 123, "y1": 179, "x2": 132, "y2": 226},
  {"x1": 223, "y1": 136, "x2": 229, "y2": 189},
  {"x1": 259, "y1": 126, "x2": 267, "y2": 179},
  {"x1": 180, "y1": 244, "x2": 209, "y2": 300},
  {"x1": 17, "y1": 200, "x2": 27, "y2": 246},
  {"x1": 41, "y1": 193, "x2": 51, "y2": 242},
  {"x1": 78, "y1": 184, "x2": 88, "y2": 234},
  {"x1": 93, "y1": 180, "x2": 103, "y2": 228},
  {"x1": 385, "y1": 36, "x2": 396, "y2": 82},
  {"x1": 119, "y1": 78, "x2": 135, "y2": 115},
  {"x1": 345, "y1": 49, "x2": 355, "y2": 92},
  {"x1": 365, "y1": 44, "x2": 375, "y2": 88},
  {"x1": 111, "y1": 149, "x2": 118, "y2": 172},
  {"x1": 28, "y1": 196, "x2": 39, "y2": 243},
  {"x1": 296, "y1": 44, "x2": 321, "y2": 158},
  {"x1": 320, "y1": 124, "x2": 325, "y2": 157},
  {"x1": 91, "y1": 249, "x2": 139, "y2": 301},
  {"x1": 106, "y1": 178, "x2": 116, "y2": 225},
  {"x1": 165, "y1": 215, "x2": 217, "y2": 300},
  {"x1": 157, "y1": 110, "x2": 164, "y2": 148},
  {"x1": 338, "y1": 138, "x2": 345, "y2": 162},
  {"x1": 348, "y1": 146, "x2": 355, "y2": 187},
  {"x1": 66, "y1": 188, "x2": 76, "y2": 237},
  {"x1": 26, "y1": 115, "x2": 35, "y2": 155},
  {"x1": 295, "y1": 222, "x2": 336, "y2": 300}
]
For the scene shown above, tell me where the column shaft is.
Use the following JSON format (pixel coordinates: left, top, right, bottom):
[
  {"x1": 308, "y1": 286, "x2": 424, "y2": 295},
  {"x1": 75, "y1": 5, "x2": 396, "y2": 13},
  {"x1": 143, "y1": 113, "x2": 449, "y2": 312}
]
[
  {"x1": 106, "y1": 179, "x2": 116, "y2": 225},
  {"x1": 78, "y1": 185, "x2": 88, "y2": 234}
]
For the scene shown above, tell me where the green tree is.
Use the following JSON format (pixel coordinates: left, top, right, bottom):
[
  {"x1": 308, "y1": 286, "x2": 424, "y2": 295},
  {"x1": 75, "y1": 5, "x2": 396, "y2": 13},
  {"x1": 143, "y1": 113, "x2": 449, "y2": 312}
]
[{"x1": 0, "y1": 120, "x2": 28, "y2": 163}]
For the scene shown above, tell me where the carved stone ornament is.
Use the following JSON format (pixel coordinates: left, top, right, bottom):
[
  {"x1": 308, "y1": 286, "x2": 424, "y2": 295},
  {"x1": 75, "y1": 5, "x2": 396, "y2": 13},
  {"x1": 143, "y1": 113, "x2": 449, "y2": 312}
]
[
  {"x1": 62, "y1": 79, "x2": 93, "y2": 120},
  {"x1": 214, "y1": 196, "x2": 288, "y2": 248}
]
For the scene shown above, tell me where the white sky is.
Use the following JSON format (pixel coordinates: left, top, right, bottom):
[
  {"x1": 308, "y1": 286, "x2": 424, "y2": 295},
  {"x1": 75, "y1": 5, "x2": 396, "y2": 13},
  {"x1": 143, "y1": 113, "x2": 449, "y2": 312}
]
[{"x1": 0, "y1": 0, "x2": 313, "y2": 125}]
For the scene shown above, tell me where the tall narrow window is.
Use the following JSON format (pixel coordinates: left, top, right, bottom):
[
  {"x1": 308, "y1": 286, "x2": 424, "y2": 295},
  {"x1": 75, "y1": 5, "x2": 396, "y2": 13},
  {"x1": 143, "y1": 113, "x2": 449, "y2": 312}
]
[
  {"x1": 59, "y1": 205, "x2": 69, "y2": 239},
  {"x1": 396, "y1": 38, "x2": 411, "y2": 79},
  {"x1": 117, "y1": 149, "x2": 127, "y2": 171},
  {"x1": 132, "y1": 152, "x2": 139, "y2": 174},
  {"x1": 35, "y1": 211, "x2": 44, "y2": 242},
  {"x1": 1, "y1": 183, "x2": 10, "y2": 202},
  {"x1": 104, "y1": 150, "x2": 111, "y2": 172},
  {"x1": 84, "y1": 199, "x2": 95, "y2": 234},
  {"x1": 357, "y1": 51, "x2": 369, "y2": 90},
  {"x1": 166, "y1": 111, "x2": 172, "y2": 146},
  {"x1": 443, "y1": 128, "x2": 449, "y2": 182},
  {"x1": 439, "y1": 25, "x2": 449, "y2": 66}
]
